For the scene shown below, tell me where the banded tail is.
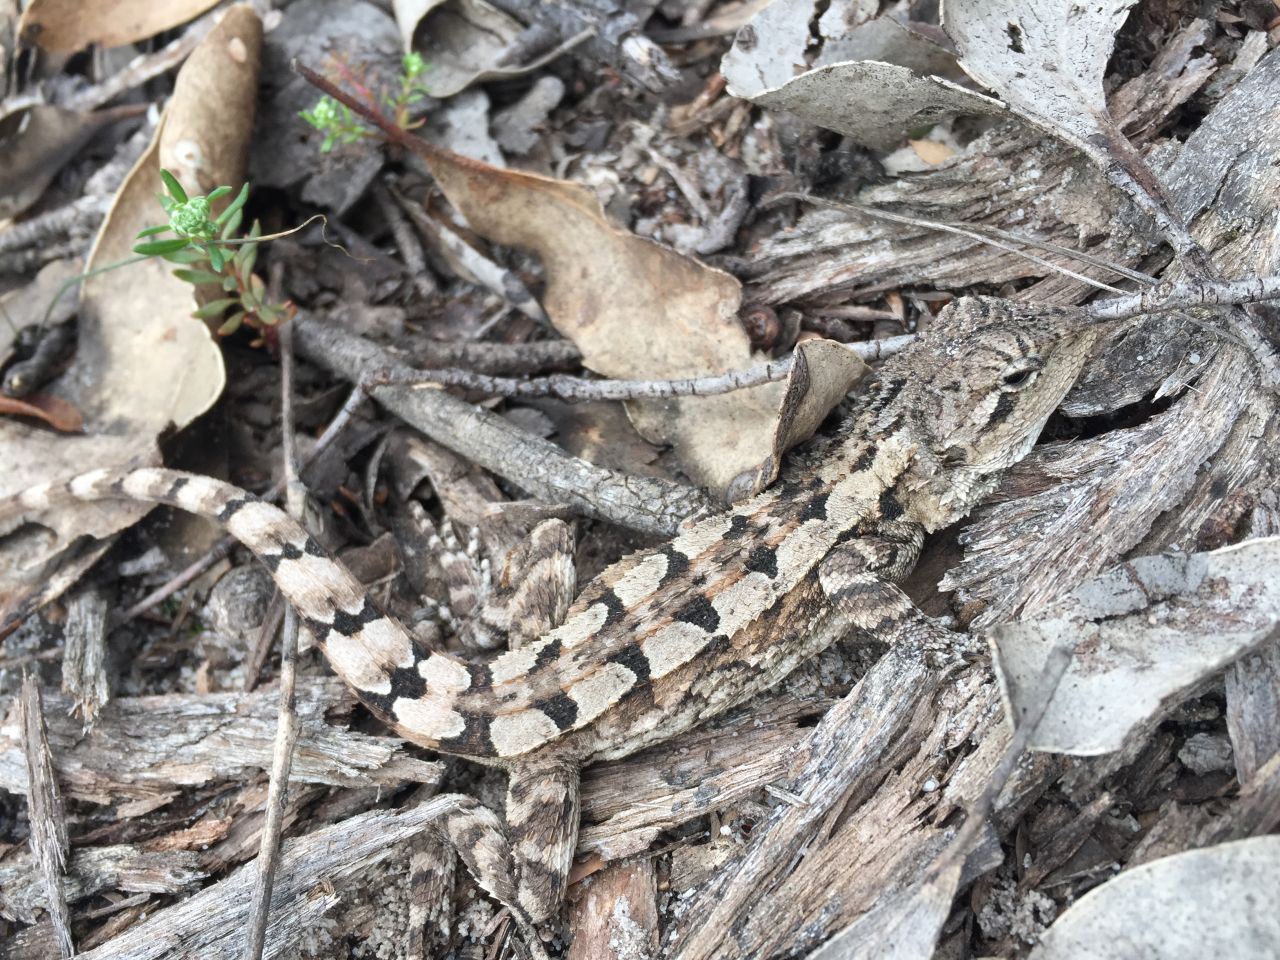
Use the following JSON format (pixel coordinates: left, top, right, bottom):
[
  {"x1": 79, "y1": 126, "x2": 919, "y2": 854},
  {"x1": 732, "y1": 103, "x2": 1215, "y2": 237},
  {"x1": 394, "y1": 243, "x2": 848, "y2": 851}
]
[{"x1": 2, "y1": 468, "x2": 491, "y2": 755}]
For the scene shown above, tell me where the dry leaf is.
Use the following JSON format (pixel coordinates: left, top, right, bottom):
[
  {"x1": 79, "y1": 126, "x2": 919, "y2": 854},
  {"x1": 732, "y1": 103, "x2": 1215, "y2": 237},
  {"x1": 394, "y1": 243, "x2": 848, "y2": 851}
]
[
  {"x1": 1029, "y1": 836, "x2": 1280, "y2": 959},
  {"x1": 412, "y1": 147, "x2": 765, "y2": 494},
  {"x1": 394, "y1": 0, "x2": 587, "y2": 99},
  {"x1": 16, "y1": 0, "x2": 221, "y2": 53},
  {"x1": 0, "y1": 394, "x2": 82, "y2": 433},
  {"x1": 731, "y1": 339, "x2": 870, "y2": 499},
  {"x1": 0, "y1": 6, "x2": 262, "y2": 623},
  {"x1": 991, "y1": 538, "x2": 1280, "y2": 755},
  {"x1": 404, "y1": 142, "x2": 869, "y2": 495},
  {"x1": 722, "y1": 7, "x2": 1004, "y2": 150},
  {"x1": 944, "y1": 0, "x2": 1138, "y2": 165},
  {"x1": 0, "y1": 103, "x2": 145, "y2": 220}
]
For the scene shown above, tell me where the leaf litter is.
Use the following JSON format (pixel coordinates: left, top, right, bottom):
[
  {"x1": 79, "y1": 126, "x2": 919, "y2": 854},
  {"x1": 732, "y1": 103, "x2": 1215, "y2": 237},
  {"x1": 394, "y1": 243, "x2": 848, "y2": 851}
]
[{"x1": 1, "y1": 0, "x2": 1280, "y2": 958}]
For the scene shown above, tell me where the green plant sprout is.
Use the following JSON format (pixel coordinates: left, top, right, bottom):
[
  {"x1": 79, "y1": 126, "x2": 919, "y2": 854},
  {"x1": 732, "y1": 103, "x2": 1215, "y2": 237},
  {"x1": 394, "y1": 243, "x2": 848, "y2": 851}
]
[
  {"x1": 133, "y1": 170, "x2": 295, "y2": 337},
  {"x1": 299, "y1": 52, "x2": 430, "y2": 152}
]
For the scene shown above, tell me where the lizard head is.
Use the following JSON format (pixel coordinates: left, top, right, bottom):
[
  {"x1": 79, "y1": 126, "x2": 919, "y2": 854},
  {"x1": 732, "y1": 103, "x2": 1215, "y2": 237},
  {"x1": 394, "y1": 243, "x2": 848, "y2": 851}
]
[{"x1": 883, "y1": 296, "x2": 1100, "y2": 526}]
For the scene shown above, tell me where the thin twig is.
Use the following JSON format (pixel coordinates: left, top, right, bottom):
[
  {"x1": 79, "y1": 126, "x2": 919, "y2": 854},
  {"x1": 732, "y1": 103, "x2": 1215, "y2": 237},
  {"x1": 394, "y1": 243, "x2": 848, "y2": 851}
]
[
  {"x1": 293, "y1": 312, "x2": 711, "y2": 536},
  {"x1": 243, "y1": 268, "x2": 304, "y2": 960},
  {"x1": 368, "y1": 335, "x2": 915, "y2": 401},
  {"x1": 0, "y1": 646, "x2": 65, "y2": 669},
  {"x1": 242, "y1": 597, "x2": 287, "y2": 694},
  {"x1": 373, "y1": 179, "x2": 437, "y2": 299},
  {"x1": 1086, "y1": 275, "x2": 1280, "y2": 320}
]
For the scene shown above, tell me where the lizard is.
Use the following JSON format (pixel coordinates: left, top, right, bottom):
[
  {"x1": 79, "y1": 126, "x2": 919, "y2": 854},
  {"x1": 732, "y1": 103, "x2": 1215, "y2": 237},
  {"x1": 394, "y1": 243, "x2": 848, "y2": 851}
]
[{"x1": 0, "y1": 295, "x2": 1100, "y2": 944}]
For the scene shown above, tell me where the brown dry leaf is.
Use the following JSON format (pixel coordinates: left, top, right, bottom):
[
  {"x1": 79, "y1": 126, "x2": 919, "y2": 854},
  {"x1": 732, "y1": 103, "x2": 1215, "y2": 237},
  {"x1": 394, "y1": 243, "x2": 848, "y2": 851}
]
[
  {"x1": 0, "y1": 394, "x2": 83, "y2": 433},
  {"x1": 731, "y1": 338, "x2": 871, "y2": 499},
  {"x1": 721, "y1": 8, "x2": 1004, "y2": 150},
  {"x1": 16, "y1": 0, "x2": 221, "y2": 53},
  {"x1": 0, "y1": 6, "x2": 262, "y2": 624},
  {"x1": 394, "y1": 0, "x2": 586, "y2": 98},
  {"x1": 0, "y1": 103, "x2": 145, "y2": 220},
  {"x1": 415, "y1": 146, "x2": 864, "y2": 495}
]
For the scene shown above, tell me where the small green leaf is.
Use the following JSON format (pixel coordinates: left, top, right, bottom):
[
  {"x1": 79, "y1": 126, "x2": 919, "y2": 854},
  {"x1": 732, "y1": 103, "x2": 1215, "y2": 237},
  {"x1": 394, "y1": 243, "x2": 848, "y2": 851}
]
[
  {"x1": 135, "y1": 224, "x2": 170, "y2": 239},
  {"x1": 217, "y1": 311, "x2": 246, "y2": 336},
  {"x1": 208, "y1": 245, "x2": 225, "y2": 272},
  {"x1": 220, "y1": 208, "x2": 244, "y2": 240},
  {"x1": 134, "y1": 237, "x2": 192, "y2": 256},
  {"x1": 214, "y1": 182, "x2": 251, "y2": 226},
  {"x1": 159, "y1": 169, "x2": 188, "y2": 204},
  {"x1": 163, "y1": 247, "x2": 209, "y2": 264},
  {"x1": 192, "y1": 297, "x2": 240, "y2": 319},
  {"x1": 236, "y1": 235, "x2": 259, "y2": 276},
  {"x1": 206, "y1": 186, "x2": 231, "y2": 203},
  {"x1": 223, "y1": 274, "x2": 239, "y2": 292},
  {"x1": 172, "y1": 268, "x2": 225, "y2": 285}
]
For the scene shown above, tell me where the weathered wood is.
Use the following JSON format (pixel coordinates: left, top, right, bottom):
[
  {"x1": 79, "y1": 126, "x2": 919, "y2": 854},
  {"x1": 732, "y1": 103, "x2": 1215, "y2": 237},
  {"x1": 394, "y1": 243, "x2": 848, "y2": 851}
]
[
  {"x1": 0, "y1": 844, "x2": 205, "y2": 924},
  {"x1": 18, "y1": 675, "x2": 73, "y2": 957},
  {"x1": 60, "y1": 585, "x2": 110, "y2": 724},
  {"x1": 0, "y1": 679, "x2": 441, "y2": 805},
  {"x1": 70, "y1": 799, "x2": 464, "y2": 960},
  {"x1": 566, "y1": 857, "x2": 659, "y2": 960}
]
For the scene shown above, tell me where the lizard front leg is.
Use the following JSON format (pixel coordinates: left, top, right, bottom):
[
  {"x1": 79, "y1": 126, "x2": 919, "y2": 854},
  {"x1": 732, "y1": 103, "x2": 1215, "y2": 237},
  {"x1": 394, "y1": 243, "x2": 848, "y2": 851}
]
[{"x1": 817, "y1": 521, "x2": 964, "y2": 655}]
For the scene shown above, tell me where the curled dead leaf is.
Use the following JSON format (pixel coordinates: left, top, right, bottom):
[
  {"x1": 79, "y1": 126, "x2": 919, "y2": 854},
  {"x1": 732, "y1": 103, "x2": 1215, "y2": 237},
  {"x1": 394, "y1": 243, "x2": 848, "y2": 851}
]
[
  {"x1": 0, "y1": 393, "x2": 82, "y2": 433},
  {"x1": 722, "y1": 7, "x2": 1003, "y2": 150}
]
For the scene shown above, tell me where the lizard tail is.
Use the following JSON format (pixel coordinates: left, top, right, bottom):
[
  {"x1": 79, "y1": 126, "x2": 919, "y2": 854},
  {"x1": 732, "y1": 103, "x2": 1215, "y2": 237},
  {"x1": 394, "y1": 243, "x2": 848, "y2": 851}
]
[{"x1": 4, "y1": 467, "x2": 496, "y2": 757}]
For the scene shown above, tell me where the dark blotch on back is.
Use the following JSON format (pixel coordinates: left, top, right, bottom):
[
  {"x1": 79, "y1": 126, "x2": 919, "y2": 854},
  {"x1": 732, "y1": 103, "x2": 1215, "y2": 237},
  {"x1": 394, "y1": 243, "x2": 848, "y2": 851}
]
[
  {"x1": 388, "y1": 665, "x2": 427, "y2": 699},
  {"x1": 674, "y1": 594, "x2": 720, "y2": 632},
  {"x1": 329, "y1": 597, "x2": 384, "y2": 636},
  {"x1": 437, "y1": 713, "x2": 494, "y2": 756},
  {"x1": 606, "y1": 643, "x2": 651, "y2": 683},
  {"x1": 532, "y1": 637, "x2": 562, "y2": 672},
  {"x1": 595, "y1": 588, "x2": 627, "y2": 626},
  {"x1": 725, "y1": 515, "x2": 751, "y2": 539},
  {"x1": 744, "y1": 544, "x2": 778, "y2": 578},
  {"x1": 658, "y1": 545, "x2": 690, "y2": 586},
  {"x1": 533, "y1": 691, "x2": 579, "y2": 731},
  {"x1": 800, "y1": 492, "x2": 829, "y2": 522}
]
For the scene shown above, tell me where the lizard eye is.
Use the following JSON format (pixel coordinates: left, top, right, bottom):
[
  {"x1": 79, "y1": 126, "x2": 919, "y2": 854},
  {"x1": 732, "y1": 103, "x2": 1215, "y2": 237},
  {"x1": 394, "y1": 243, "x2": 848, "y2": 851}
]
[{"x1": 1001, "y1": 357, "x2": 1043, "y2": 391}]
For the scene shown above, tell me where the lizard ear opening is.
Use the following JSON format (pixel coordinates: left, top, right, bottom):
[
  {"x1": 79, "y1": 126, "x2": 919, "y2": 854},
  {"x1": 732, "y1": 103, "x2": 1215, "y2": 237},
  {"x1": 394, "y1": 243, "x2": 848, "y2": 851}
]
[{"x1": 1000, "y1": 357, "x2": 1044, "y2": 391}]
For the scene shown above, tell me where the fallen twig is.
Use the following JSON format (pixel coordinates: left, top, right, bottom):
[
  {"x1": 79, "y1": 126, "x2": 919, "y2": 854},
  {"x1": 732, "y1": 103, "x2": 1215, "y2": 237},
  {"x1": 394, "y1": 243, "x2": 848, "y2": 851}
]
[{"x1": 369, "y1": 334, "x2": 915, "y2": 402}]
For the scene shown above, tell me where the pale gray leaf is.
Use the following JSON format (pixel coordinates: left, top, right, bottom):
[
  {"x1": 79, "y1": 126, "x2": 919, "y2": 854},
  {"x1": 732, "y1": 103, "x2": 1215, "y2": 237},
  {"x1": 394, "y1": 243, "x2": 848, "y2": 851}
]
[{"x1": 1029, "y1": 836, "x2": 1280, "y2": 959}]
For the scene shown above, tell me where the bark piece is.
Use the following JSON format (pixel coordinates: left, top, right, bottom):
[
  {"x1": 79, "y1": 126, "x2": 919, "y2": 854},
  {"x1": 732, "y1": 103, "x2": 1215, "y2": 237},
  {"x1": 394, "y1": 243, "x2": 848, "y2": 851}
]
[{"x1": 0, "y1": 679, "x2": 442, "y2": 805}]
